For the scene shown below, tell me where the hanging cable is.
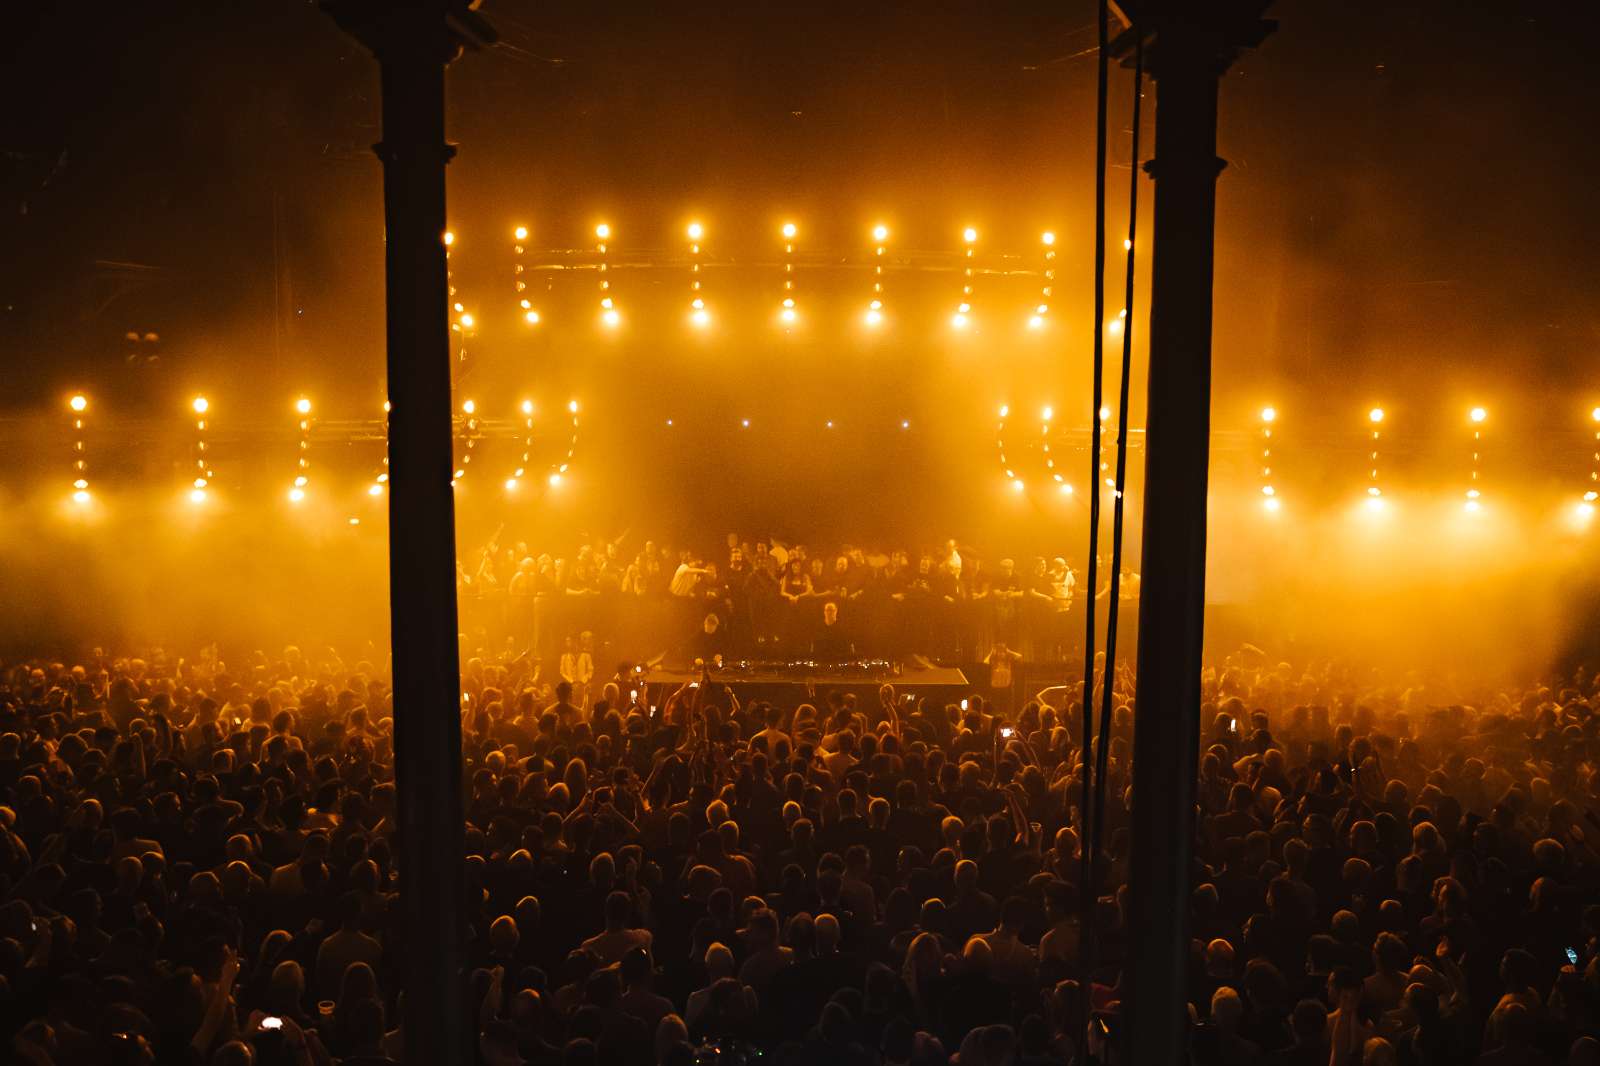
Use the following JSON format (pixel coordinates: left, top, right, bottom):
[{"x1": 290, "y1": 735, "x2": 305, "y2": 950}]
[
  {"x1": 1076, "y1": 0, "x2": 1111, "y2": 1010},
  {"x1": 1092, "y1": 36, "x2": 1144, "y2": 870}
]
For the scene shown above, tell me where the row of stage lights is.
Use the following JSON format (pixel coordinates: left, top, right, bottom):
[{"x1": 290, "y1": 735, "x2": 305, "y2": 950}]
[
  {"x1": 993, "y1": 401, "x2": 1600, "y2": 519},
  {"x1": 61, "y1": 394, "x2": 579, "y2": 507},
  {"x1": 439, "y1": 224, "x2": 1120, "y2": 337},
  {"x1": 57, "y1": 394, "x2": 1600, "y2": 519}
]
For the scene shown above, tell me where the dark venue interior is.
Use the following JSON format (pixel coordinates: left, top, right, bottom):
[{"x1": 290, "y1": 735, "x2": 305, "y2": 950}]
[{"x1": 3, "y1": 2, "x2": 1600, "y2": 1065}]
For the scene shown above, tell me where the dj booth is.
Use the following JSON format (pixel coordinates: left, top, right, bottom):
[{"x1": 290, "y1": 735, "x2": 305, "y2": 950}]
[{"x1": 636, "y1": 660, "x2": 969, "y2": 704}]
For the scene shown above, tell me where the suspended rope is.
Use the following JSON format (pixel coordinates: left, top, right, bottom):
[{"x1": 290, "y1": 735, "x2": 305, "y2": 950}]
[
  {"x1": 1092, "y1": 35, "x2": 1144, "y2": 872},
  {"x1": 1076, "y1": 0, "x2": 1111, "y2": 1015}
]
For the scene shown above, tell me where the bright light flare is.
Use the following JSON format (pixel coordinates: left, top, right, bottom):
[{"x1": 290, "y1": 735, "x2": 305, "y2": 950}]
[
  {"x1": 442, "y1": 231, "x2": 454, "y2": 246},
  {"x1": 1059, "y1": 483, "x2": 1074, "y2": 496},
  {"x1": 1261, "y1": 406, "x2": 1277, "y2": 423},
  {"x1": 602, "y1": 309, "x2": 621, "y2": 328},
  {"x1": 462, "y1": 399, "x2": 476, "y2": 415},
  {"x1": 513, "y1": 225, "x2": 528, "y2": 241},
  {"x1": 781, "y1": 222, "x2": 797, "y2": 239},
  {"x1": 691, "y1": 308, "x2": 711, "y2": 328},
  {"x1": 595, "y1": 223, "x2": 611, "y2": 240},
  {"x1": 950, "y1": 312, "x2": 969, "y2": 330},
  {"x1": 69, "y1": 394, "x2": 88, "y2": 412},
  {"x1": 1469, "y1": 406, "x2": 1487, "y2": 423},
  {"x1": 368, "y1": 484, "x2": 384, "y2": 497},
  {"x1": 189, "y1": 488, "x2": 208, "y2": 505},
  {"x1": 192, "y1": 396, "x2": 209, "y2": 414},
  {"x1": 547, "y1": 472, "x2": 562, "y2": 487},
  {"x1": 1041, "y1": 231, "x2": 1055, "y2": 246},
  {"x1": 864, "y1": 309, "x2": 883, "y2": 328},
  {"x1": 458, "y1": 312, "x2": 475, "y2": 329},
  {"x1": 780, "y1": 308, "x2": 798, "y2": 324},
  {"x1": 295, "y1": 397, "x2": 312, "y2": 415},
  {"x1": 287, "y1": 487, "x2": 305, "y2": 503},
  {"x1": 524, "y1": 310, "x2": 541, "y2": 325},
  {"x1": 72, "y1": 489, "x2": 91, "y2": 505},
  {"x1": 962, "y1": 227, "x2": 978, "y2": 244},
  {"x1": 504, "y1": 478, "x2": 519, "y2": 492},
  {"x1": 567, "y1": 399, "x2": 579, "y2": 414},
  {"x1": 1263, "y1": 496, "x2": 1282, "y2": 513},
  {"x1": 872, "y1": 224, "x2": 889, "y2": 242},
  {"x1": 687, "y1": 221, "x2": 704, "y2": 241},
  {"x1": 1028, "y1": 315, "x2": 1045, "y2": 330},
  {"x1": 1011, "y1": 479, "x2": 1025, "y2": 493},
  {"x1": 520, "y1": 399, "x2": 534, "y2": 415},
  {"x1": 1369, "y1": 407, "x2": 1385, "y2": 424}
]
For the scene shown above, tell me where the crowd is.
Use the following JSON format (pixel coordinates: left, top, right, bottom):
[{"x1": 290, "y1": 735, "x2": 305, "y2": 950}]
[
  {"x1": 457, "y1": 531, "x2": 1136, "y2": 667},
  {"x1": 3, "y1": 643, "x2": 1600, "y2": 1066}
]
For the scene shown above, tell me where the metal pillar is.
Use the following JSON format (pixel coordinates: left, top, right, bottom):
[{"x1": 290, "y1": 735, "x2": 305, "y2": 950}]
[
  {"x1": 320, "y1": 3, "x2": 494, "y2": 1063},
  {"x1": 1119, "y1": 7, "x2": 1271, "y2": 1064}
]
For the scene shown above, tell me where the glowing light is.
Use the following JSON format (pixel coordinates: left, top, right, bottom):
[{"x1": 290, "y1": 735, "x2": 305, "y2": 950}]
[
  {"x1": 950, "y1": 312, "x2": 969, "y2": 330},
  {"x1": 781, "y1": 308, "x2": 797, "y2": 323},
  {"x1": 872, "y1": 224, "x2": 889, "y2": 242},
  {"x1": 74, "y1": 478, "x2": 88, "y2": 490},
  {"x1": 901, "y1": 420, "x2": 910, "y2": 430},
  {"x1": 1368, "y1": 407, "x2": 1385, "y2": 424},
  {"x1": 1364, "y1": 496, "x2": 1384, "y2": 512},
  {"x1": 193, "y1": 477, "x2": 208, "y2": 489},
  {"x1": 1467, "y1": 488, "x2": 1480, "y2": 499},
  {"x1": 1028, "y1": 315, "x2": 1044, "y2": 330},
  {"x1": 1263, "y1": 497, "x2": 1281, "y2": 513},
  {"x1": 864, "y1": 309, "x2": 883, "y2": 327},
  {"x1": 504, "y1": 478, "x2": 519, "y2": 492},
  {"x1": 383, "y1": 400, "x2": 391, "y2": 413},
  {"x1": 781, "y1": 222, "x2": 797, "y2": 239},
  {"x1": 1059, "y1": 483, "x2": 1074, "y2": 496},
  {"x1": 73, "y1": 489, "x2": 91, "y2": 505},
  {"x1": 1470, "y1": 406, "x2": 1487, "y2": 423},
  {"x1": 348, "y1": 517, "x2": 360, "y2": 526},
  {"x1": 1464, "y1": 500, "x2": 1481, "y2": 513},
  {"x1": 1099, "y1": 405, "x2": 1111, "y2": 422},
  {"x1": 520, "y1": 399, "x2": 534, "y2": 415},
  {"x1": 192, "y1": 396, "x2": 209, "y2": 414},
  {"x1": 567, "y1": 400, "x2": 579, "y2": 414},
  {"x1": 602, "y1": 309, "x2": 621, "y2": 328},
  {"x1": 513, "y1": 225, "x2": 528, "y2": 241},
  {"x1": 368, "y1": 484, "x2": 383, "y2": 497},
  {"x1": 189, "y1": 488, "x2": 208, "y2": 505},
  {"x1": 1592, "y1": 407, "x2": 1600, "y2": 422},
  {"x1": 443, "y1": 231, "x2": 454, "y2": 246},
  {"x1": 547, "y1": 472, "x2": 562, "y2": 486},
  {"x1": 595, "y1": 223, "x2": 611, "y2": 240},
  {"x1": 998, "y1": 405, "x2": 1010, "y2": 418},
  {"x1": 69, "y1": 394, "x2": 88, "y2": 412},
  {"x1": 691, "y1": 308, "x2": 711, "y2": 327},
  {"x1": 1123, "y1": 238, "x2": 1133, "y2": 251},
  {"x1": 1261, "y1": 406, "x2": 1277, "y2": 423},
  {"x1": 1579, "y1": 502, "x2": 1596, "y2": 518},
  {"x1": 1261, "y1": 485, "x2": 1276, "y2": 497},
  {"x1": 524, "y1": 310, "x2": 540, "y2": 325},
  {"x1": 295, "y1": 397, "x2": 312, "y2": 415},
  {"x1": 687, "y1": 221, "x2": 704, "y2": 241},
  {"x1": 462, "y1": 399, "x2": 476, "y2": 415},
  {"x1": 1367, "y1": 486, "x2": 1382, "y2": 497},
  {"x1": 1041, "y1": 231, "x2": 1055, "y2": 246},
  {"x1": 1011, "y1": 479, "x2": 1025, "y2": 493},
  {"x1": 741, "y1": 419, "x2": 750, "y2": 428},
  {"x1": 458, "y1": 312, "x2": 474, "y2": 329},
  {"x1": 963, "y1": 227, "x2": 978, "y2": 244},
  {"x1": 287, "y1": 487, "x2": 305, "y2": 503},
  {"x1": 1107, "y1": 317, "x2": 1124, "y2": 337},
  {"x1": 1042, "y1": 406, "x2": 1054, "y2": 421}
]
